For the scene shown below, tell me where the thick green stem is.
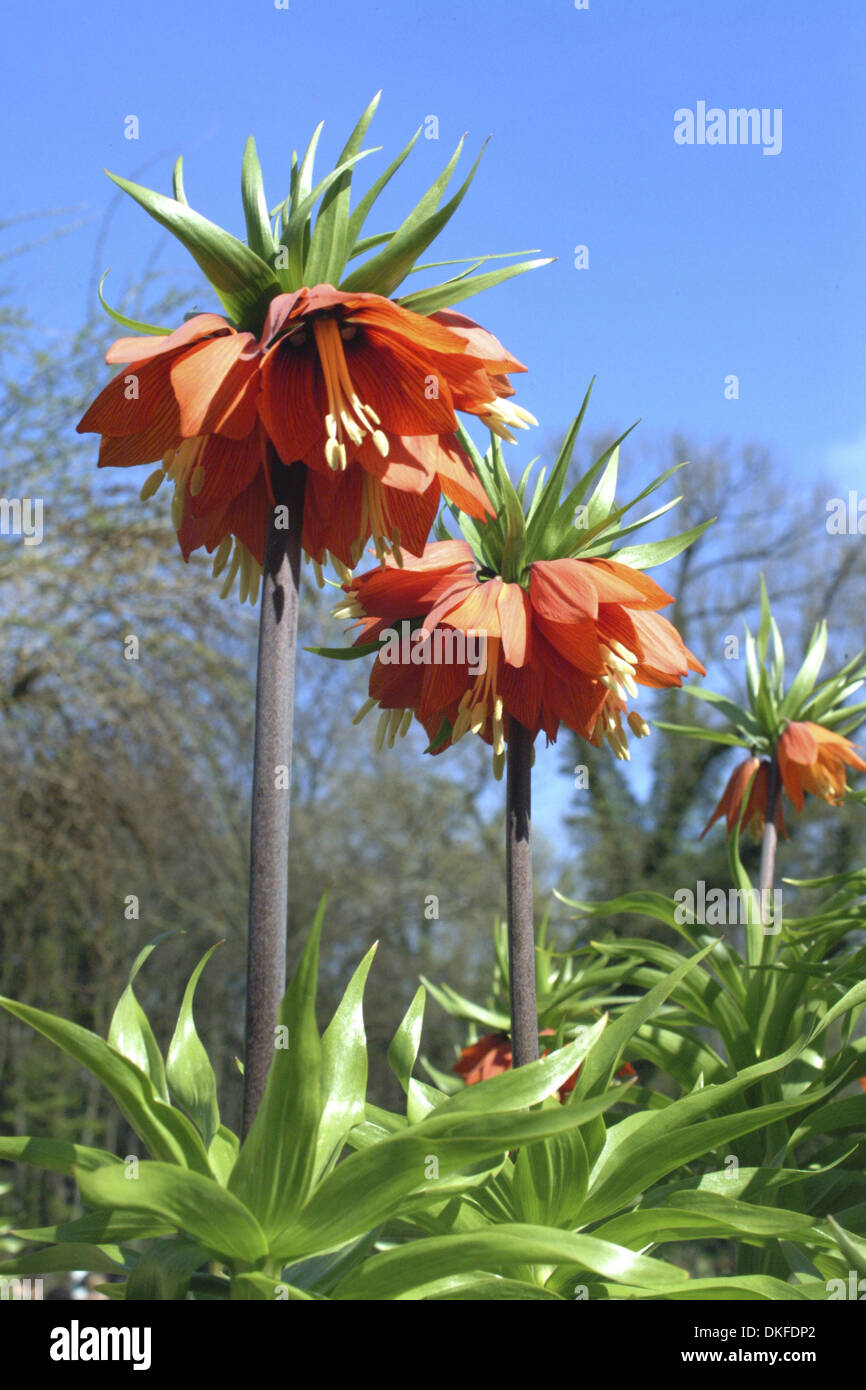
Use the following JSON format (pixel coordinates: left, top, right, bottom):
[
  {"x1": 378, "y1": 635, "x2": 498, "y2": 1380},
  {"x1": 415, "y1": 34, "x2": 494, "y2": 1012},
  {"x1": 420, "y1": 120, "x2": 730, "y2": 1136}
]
[
  {"x1": 242, "y1": 454, "x2": 305, "y2": 1137},
  {"x1": 506, "y1": 716, "x2": 538, "y2": 1067},
  {"x1": 759, "y1": 755, "x2": 781, "y2": 931}
]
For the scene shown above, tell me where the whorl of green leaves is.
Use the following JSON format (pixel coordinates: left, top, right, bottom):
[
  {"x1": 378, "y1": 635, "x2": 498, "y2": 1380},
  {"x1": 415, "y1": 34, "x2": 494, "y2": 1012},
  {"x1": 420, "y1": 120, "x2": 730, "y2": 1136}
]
[
  {"x1": 658, "y1": 577, "x2": 866, "y2": 755},
  {"x1": 434, "y1": 378, "x2": 714, "y2": 585},
  {"x1": 98, "y1": 93, "x2": 551, "y2": 337}
]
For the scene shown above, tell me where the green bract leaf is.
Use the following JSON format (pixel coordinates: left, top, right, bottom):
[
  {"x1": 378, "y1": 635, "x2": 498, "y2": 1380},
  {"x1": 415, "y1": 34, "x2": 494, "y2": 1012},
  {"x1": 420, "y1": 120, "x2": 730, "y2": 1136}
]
[
  {"x1": 108, "y1": 935, "x2": 171, "y2": 1101},
  {"x1": 166, "y1": 944, "x2": 222, "y2": 1151},
  {"x1": 611, "y1": 520, "x2": 714, "y2": 571},
  {"x1": 396, "y1": 256, "x2": 553, "y2": 317},
  {"x1": 97, "y1": 271, "x2": 171, "y2": 336},
  {"x1": 240, "y1": 136, "x2": 275, "y2": 264},
  {"x1": 304, "y1": 92, "x2": 382, "y2": 286},
  {"x1": 341, "y1": 138, "x2": 486, "y2": 298},
  {"x1": 105, "y1": 169, "x2": 281, "y2": 332}
]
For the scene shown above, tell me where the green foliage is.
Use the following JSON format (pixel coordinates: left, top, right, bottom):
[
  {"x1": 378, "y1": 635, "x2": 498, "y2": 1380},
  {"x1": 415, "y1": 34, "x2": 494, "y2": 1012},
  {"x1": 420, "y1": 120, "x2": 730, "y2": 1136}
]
[
  {"x1": 100, "y1": 95, "x2": 551, "y2": 335},
  {"x1": 1, "y1": 910, "x2": 682, "y2": 1300},
  {"x1": 659, "y1": 581, "x2": 866, "y2": 757},
  {"x1": 432, "y1": 388, "x2": 714, "y2": 588}
]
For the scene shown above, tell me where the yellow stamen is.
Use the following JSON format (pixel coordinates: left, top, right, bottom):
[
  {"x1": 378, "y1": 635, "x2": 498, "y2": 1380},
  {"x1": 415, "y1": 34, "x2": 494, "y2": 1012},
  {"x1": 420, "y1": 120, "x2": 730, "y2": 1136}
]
[
  {"x1": 332, "y1": 597, "x2": 363, "y2": 620},
  {"x1": 353, "y1": 697, "x2": 378, "y2": 725},
  {"x1": 374, "y1": 709, "x2": 390, "y2": 752},
  {"x1": 139, "y1": 467, "x2": 165, "y2": 502},
  {"x1": 312, "y1": 318, "x2": 387, "y2": 471},
  {"x1": 219, "y1": 544, "x2": 241, "y2": 600},
  {"x1": 330, "y1": 555, "x2": 353, "y2": 583},
  {"x1": 627, "y1": 710, "x2": 650, "y2": 739},
  {"x1": 481, "y1": 397, "x2": 538, "y2": 441},
  {"x1": 211, "y1": 535, "x2": 233, "y2": 577},
  {"x1": 248, "y1": 563, "x2": 261, "y2": 607},
  {"x1": 386, "y1": 708, "x2": 403, "y2": 748}
]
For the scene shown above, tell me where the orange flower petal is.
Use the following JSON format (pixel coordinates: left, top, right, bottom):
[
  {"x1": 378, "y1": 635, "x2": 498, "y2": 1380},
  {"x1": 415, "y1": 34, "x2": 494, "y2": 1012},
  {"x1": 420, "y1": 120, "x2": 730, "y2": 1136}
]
[
  {"x1": 169, "y1": 334, "x2": 260, "y2": 440},
  {"x1": 497, "y1": 583, "x2": 532, "y2": 668},
  {"x1": 529, "y1": 560, "x2": 599, "y2": 622},
  {"x1": 105, "y1": 314, "x2": 232, "y2": 365}
]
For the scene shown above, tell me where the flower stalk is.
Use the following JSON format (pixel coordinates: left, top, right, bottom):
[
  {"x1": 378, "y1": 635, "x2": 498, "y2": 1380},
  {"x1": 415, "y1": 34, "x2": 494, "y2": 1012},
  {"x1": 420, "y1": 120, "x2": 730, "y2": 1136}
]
[
  {"x1": 505, "y1": 717, "x2": 539, "y2": 1067},
  {"x1": 759, "y1": 755, "x2": 781, "y2": 929},
  {"x1": 242, "y1": 450, "x2": 306, "y2": 1135}
]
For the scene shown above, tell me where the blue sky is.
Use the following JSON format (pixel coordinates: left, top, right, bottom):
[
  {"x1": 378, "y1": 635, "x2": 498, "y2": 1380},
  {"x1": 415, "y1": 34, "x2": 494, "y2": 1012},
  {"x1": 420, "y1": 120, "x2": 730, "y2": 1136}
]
[{"x1": 2, "y1": 0, "x2": 864, "y2": 843}]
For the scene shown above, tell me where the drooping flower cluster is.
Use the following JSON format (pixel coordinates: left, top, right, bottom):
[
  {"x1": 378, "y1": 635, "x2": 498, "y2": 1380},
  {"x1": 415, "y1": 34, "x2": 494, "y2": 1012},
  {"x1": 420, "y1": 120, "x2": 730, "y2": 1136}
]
[
  {"x1": 75, "y1": 99, "x2": 549, "y2": 600},
  {"x1": 681, "y1": 586, "x2": 866, "y2": 841},
  {"x1": 337, "y1": 538, "x2": 704, "y2": 776},
  {"x1": 77, "y1": 292, "x2": 532, "y2": 598},
  {"x1": 702, "y1": 722, "x2": 866, "y2": 840}
]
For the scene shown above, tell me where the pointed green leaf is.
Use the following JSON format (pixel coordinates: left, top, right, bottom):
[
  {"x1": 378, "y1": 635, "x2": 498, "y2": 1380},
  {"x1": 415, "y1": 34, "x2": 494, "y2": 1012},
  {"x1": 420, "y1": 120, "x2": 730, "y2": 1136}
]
[
  {"x1": 108, "y1": 936, "x2": 171, "y2": 1101},
  {"x1": 314, "y1": 943, "x2": 378, "y2": 1180},
  {"x1": 611, "y1": 520, "x2": 714, "y2": 571},
  {"x1": 0, "y1": 1136, "x2": 121, "y2": 1176},
  {"x1": 97, "y1": 271, "x2": 171, "y2": 336},
  {"x1": 341, "y1": 138, "x2": 488, "y2": 298},
  {"x1": 105, "y1": 169, "x2": 281, "y2": 331},
  {"x1": 228, "y1": 900, "x2": 325, "y2": 1234},
  {"x1": 0, "y1": 1244, "x2": 126, "y2": 1278},
  {"x1": 0, "y1": 997, "x2": 211, "y2": 1173},
  {"x1": 166, "y1": 944, "x2": 221, "y2": 1150},
  {"x1": 305, "y1": 93, "x2": 383, "y2": 286},
  {"x1": 76, "y1": 1162, "x2": 268, "y2": 1265},
  {"x1": 346, "y1": 127, "x2": 421, "y2": 252},
  {"x1": 240, "y1": 136, "x2": 275, "y2": 263},
  {"x1": 396, "y1": 256, "x2": 553, "y2": 317}
]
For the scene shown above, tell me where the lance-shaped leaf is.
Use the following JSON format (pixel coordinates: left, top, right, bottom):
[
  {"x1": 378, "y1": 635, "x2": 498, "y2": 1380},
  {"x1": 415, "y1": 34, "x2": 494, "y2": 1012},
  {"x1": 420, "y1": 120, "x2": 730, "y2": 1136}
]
[
  {"x1": 611, "y1": 520, "x2": 714, "y2": 571},
  {"x1": 0, "y1": 1243, "x2": 127, "y2": 1278},
  {"x1": 341, "y1": 138, "x2": 487, "y2": 298},
  {"x1": 313, "y1": 943, "x2": 378, "y2": 1181},
  {"x1": 397, "y1": 255, "x2": 553, "y2": 317},
  {"x1": 280, "y1": 149, "x2": 378, "y2": 287},
  {"x1": 271, "y1": 1091, "x2": 620, "y2": 1262},
  {"x1": 108, "y1": 935, "x2": 172, "y2": 1101},
  {"x1": 0, "y1": 997, "x2": 211, "y2": 1174},
  {"x1": 76, "y1": 1162, "x2": 268, "y2": 1266},
  {"x1": 779, "y1": 620, "x2": 829, "y2": 719},
  {"x1": 240, "y1": 136, "x2": 275, "y2": 264},
  {"x1": 228, "y1": 900, "x2": 325, "y2": 1235},
  {"x1": 345, "y1": 126, "x2": 421, "y2": 252},
  {"x1": 388, "y1": 986, "x2": 443, "y2": 1123},
  {"x1": 166, "y1": 943, "x2": 222, "y2": 1151},
  {"x1": 97, "y1": 271, "x2": 171, "y2": 336},
  {"x1": 0, "y1": 1136, "x2": 121, "y2": 1176},
  {"x1": 16, "y1": 1210, "x2": 172, "y2": 1246},
  {"x1": 106, "y1": 169, "x2": 281, "y2": 332},
  {"x1": 305, "y1": 93, "x2": 383, "y2": 286},
  {"x1": 125, "y1": 1236, "x2": 213, "y2": 1301},
  {"x1": 332, "y1": 1224, "x2": 686, "y2": 1300}
]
